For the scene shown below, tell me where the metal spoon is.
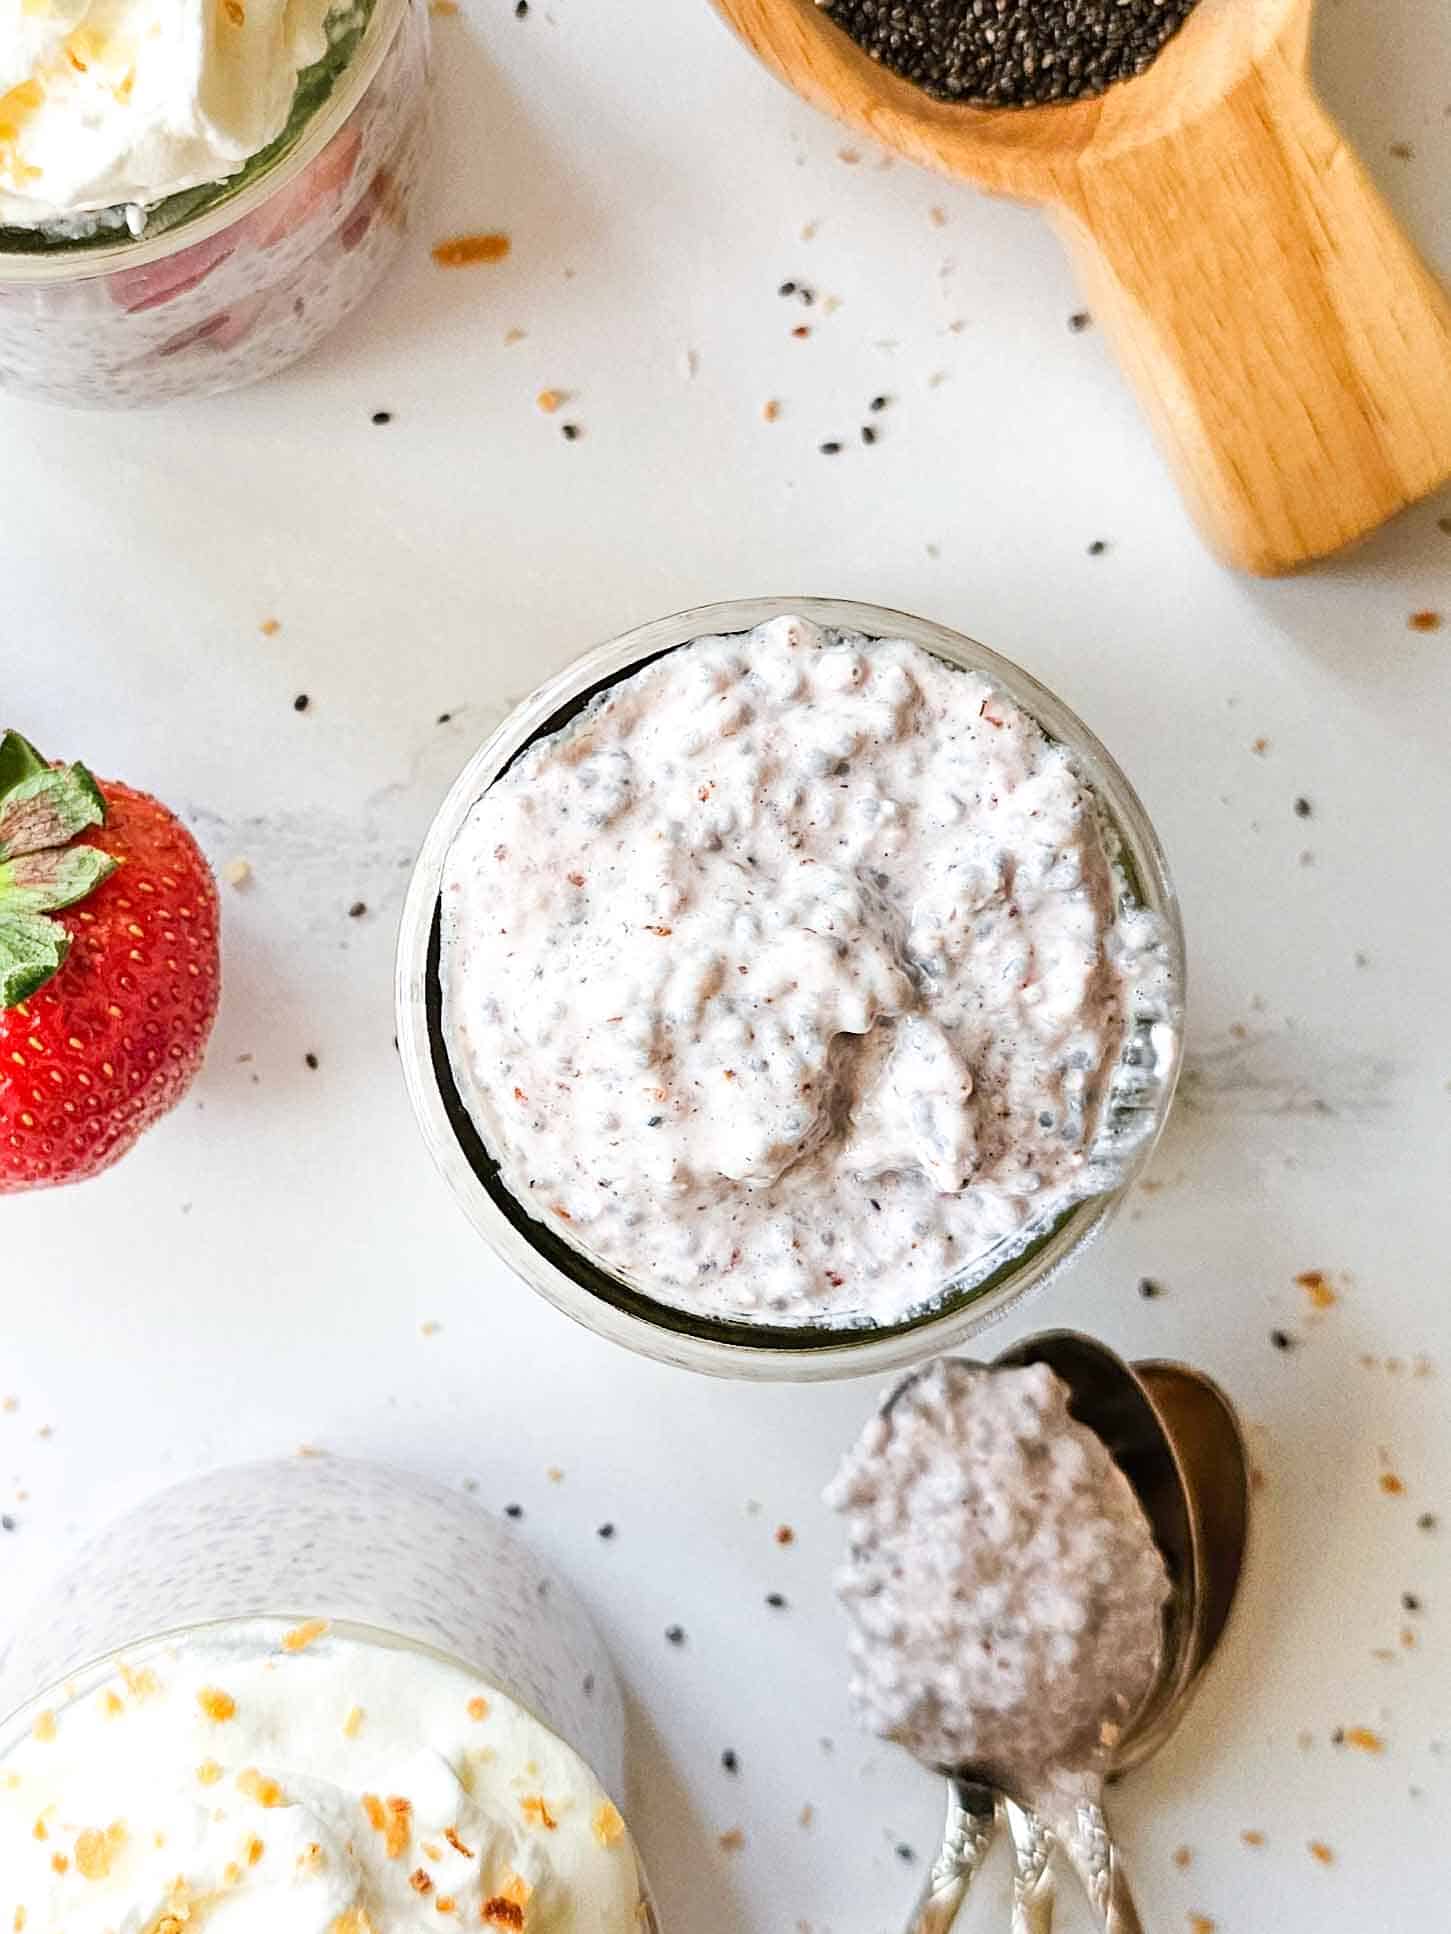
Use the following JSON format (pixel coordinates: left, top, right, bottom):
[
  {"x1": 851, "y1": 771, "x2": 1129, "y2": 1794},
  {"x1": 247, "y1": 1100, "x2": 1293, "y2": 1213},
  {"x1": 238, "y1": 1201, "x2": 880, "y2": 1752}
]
[
  {"x1": 900, "y1": 1331, "x2": 1248, "y2": 1934},
  {"x1": 1002, "y1": 1351, "x2": 1251, "y2": 1931}
]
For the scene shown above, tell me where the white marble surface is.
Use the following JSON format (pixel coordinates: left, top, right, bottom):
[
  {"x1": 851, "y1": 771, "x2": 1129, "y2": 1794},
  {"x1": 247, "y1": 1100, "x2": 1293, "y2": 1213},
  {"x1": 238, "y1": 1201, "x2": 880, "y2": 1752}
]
[{"x1": 3, "y1": 0, "x2": 1450, "y2": 1928}]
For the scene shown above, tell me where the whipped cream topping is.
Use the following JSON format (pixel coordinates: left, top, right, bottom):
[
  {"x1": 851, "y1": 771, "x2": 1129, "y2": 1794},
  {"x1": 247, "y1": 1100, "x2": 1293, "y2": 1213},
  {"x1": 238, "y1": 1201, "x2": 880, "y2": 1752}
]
[
  {"x1": 0, "y1": 0, "x2": 339, "y2": 226},
  {"x1": 0, "y1": 1618, "x2": 644, "y2": 1933},
  {"x1": 442, "y1": 615, "x2": 1172, "y2": 1328},
  {"x1": 827, "y1": 1360, "x2": 1171, "y2": 1776}
]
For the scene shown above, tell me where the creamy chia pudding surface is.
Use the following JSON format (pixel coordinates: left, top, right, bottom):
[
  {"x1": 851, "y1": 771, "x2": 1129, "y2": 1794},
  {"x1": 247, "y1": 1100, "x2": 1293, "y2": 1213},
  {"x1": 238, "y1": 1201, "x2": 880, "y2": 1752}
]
[
  {"x1": 826, "y1": 1359, "x2": 1171, "y2": 1775},
  {"x1": 441, "y1": 615, "x2": 1171, "y2": 1329}
]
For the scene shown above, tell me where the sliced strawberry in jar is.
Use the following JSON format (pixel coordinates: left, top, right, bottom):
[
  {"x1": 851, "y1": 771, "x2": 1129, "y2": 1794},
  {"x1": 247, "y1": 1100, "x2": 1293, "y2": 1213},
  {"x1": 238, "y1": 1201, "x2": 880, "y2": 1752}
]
[
  {"x1": 340, "y1": 165, "x2": 398, "y2": 252},
  {"x1": 107, "y1": 225, "x2": 238, "y2": 313},
  {"x1": 248, "y1": 124, "x2": 363, "y2": 251},
  {"x1": 155, "y1": 291, "x2": 271, "y2": 358}
]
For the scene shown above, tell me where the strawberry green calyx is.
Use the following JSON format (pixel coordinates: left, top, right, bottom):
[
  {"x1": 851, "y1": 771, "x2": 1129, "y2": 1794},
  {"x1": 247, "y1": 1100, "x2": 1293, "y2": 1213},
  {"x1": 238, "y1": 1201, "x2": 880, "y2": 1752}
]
[{"x1": 0, "y1": 730, "x2": 119, "y2": 1008}]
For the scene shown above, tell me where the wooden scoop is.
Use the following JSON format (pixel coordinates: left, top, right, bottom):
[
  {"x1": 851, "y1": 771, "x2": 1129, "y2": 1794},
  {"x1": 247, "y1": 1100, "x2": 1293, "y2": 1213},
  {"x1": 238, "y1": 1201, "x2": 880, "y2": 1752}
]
[{"x1": 711, "y1": 0, "x2": 1451, "y2": 574}]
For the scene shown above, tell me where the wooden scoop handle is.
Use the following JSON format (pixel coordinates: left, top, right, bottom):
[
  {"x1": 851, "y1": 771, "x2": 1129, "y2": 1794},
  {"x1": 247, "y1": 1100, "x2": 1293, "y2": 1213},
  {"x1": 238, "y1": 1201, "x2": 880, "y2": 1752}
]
[{"x1": 1051, "y1": 49, "x2": 1451, "y2": 574}]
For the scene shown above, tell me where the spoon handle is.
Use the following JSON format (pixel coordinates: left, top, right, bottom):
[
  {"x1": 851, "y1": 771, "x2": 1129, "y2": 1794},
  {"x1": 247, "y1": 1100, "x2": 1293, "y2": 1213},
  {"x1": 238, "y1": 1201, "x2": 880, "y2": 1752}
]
[
  {"x1": 1051, "y1": 1799, "x2": 1143, "y2": 1934},
  {"x1": 1049, "y1": 42, "x2": 1451, "y2": 575},
  {"x1": 904, "y1": 1778, "x2": 999, "y2": 1934},
  {"x1": 1005, "y1": 1800, "x2": 1056, "y2": 1934}
]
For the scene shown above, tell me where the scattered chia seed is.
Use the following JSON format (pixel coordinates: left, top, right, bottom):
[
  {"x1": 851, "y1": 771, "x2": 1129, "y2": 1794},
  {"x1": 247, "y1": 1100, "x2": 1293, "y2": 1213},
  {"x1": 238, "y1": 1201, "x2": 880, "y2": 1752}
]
[
  {"x1": 1137, "y1": 1276, "x2": 1163, "y2": 1299},
  {"x1": 0, "y1": 1515, "x2": 14, "y2": 1532},
  {"x1": 1271, "y1": 1329, "x2": 1295, "y2": 1351},
  {"x1": 1069, "y1": 311, "x2": 1093, "y2": 333},
  {"x1": 646, "y1": 1114, "x2": 664, "y2": 1127},
  {"x1": 1294, "y1": 797, "x2": 1312, "y2": 818},
  {"x1": 293, "y1": 693, "x2": 310, "y2": 712},
  {"x1": 371, "y1": 410, "x2": 392, "y2": 425},
  {"x1": 766, "y1": 1592, "x2": 787, "y2": 1609},
  {"x1": 665, "y1": 1624, "x2": 686, "y2": 1646},
  {"x1": 597, "y1": 1522, "x2": 616, "y2": 1540},
  {"x1": 349, "y1": 901, "x2": 367, "y2": 919},
  {"x1": 820, "y1": 440, "x2": 842, "y2": 455},
  {"x1": 561, "y1": 423, "x2": 580, "y2": 441},
  {"x1": 505, "y1": 1503, "x2": 524, "y2": 1519},
  {"x1": 1403, "y1": 1592, "x2": 1422, "y2": 1612},
  {"x1": 1088, "y1": 539, "x2": 1108, "y2": 556},
  {"x1": 1418, "y1": 1513, "x2": 1438, "y2": 1532},
  {"x1": 1331, "y1": 1727, "x2": 1346, "y2": 1746},
  {"x1": 896, "y1": 1843, "x2": 916, "y2": 1863},
  {"x1": 869, "y1": 395, "x2": 889, "y2": 412},
  {"x1": 515, "y1": 0, "x2": 528, "y2": 14},
  {"x1": 438, "y1": 711, "x2": 453, "y2": 724},
  {"x1": 779, "y1": 280, "x2": 798, "y2": 297},
  {"x1": 305, "y1": 1052, "x2": 320, "y2": 1071},
  {"x1": 817, "y1": 0, "x2": 1204, "y2": 106},
  {"x1": 861, "y1": 425, "x2": 878, "y2": 445},
  {"x1": 721, "y1": 1748, "x2": 740, "y2": 1774}
]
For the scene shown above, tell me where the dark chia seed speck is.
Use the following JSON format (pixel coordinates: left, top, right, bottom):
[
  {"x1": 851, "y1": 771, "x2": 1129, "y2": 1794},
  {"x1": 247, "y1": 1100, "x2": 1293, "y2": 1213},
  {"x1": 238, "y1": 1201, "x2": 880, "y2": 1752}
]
[
  {"x1": 505, "y1": 1503, "x2": 524, "y2": 1519},
  {"x1": 305, "y1": 1052, "x2": 319, "y2": 1071},
  {"x1": 1137, "y1": 1276, "x2": 1162, "y2": 1299},
  {"x1": 293, "y1": 693, "x2": 310, "y2": 712},
  {"x1": 896, "y1": 1843, "x2": 916, "y2": 1863},
  {"x1": 1271, "y1": 1329, "x2": 1295, "y2": 1351},
  {"x1": 766, "y1": 1592, "x2": 787, "y2": 1609},
  {"x1": 349, "y1": 901, "x2": 367, "y2": 919},
  {"x1": 1294, "y1": 796, "x2": 1312, "y2": 818},
  {"x1": 861, "y1": 424, "x2": 878, "y2": 445},
  {"x1": 1418, "y1": 1513, "x2": 1438, "y2": 1532},
  {"x1": 371, "y1": 410, "x2": 392, "y2": 425},
  {"x1": 820, "y1": 440, "x2": 842, "y2": 455},
  {"x1": 721, "y1": 1748, "x2": 739, "y2": 1774},
  {"x1": 0, "y1": 1515, "x2": 15, "y2": 1532},
  {"x1": 1403, "y1": 1592, "x2": 1422, "y2": 1612},
  {"x1": 665, "y1": 1624, "x2": 686, "y2": 1646},
  {"x1": 818, "y1": 0, "x2": 1204, "y2": 106},
  {"x1": 597, "y1": 1522, "x2": 616, "y2": 1540},
  {"x1": 1088, "y1": 539, "x2": 1108, "y2": 556},
  {"x1": 1069, "y1": 310, "x2": 1093, "y2": 332}
]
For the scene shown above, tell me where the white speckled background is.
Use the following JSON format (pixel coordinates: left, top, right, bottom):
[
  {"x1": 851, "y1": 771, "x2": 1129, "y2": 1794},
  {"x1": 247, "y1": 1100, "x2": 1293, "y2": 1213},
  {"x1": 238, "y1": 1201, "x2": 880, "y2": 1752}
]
[{"x1": 2, "y1": 1, "x2": 1449, "y2": 1928}]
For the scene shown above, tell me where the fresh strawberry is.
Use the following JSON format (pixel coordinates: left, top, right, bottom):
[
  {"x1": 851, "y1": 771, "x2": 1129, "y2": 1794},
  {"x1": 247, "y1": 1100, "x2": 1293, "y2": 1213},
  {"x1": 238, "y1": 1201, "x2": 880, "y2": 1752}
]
[{"x1": 0, "y1": 731, "x2": 220, "y2": 1192}]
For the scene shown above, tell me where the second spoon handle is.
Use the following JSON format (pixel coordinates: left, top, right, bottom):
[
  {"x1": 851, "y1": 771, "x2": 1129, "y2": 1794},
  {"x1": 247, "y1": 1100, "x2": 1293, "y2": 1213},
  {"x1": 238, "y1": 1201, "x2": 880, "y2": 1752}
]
[
  {"x1": 1005, "y1": 1800, "x2": 1056, "y2": 1934},
  {"x1": 905, "y1": 1778, "x2": 998, "y2": 1934},
  {"x1": 1052, "y1": 1798, "x2": 1144, "y2": 1934}
]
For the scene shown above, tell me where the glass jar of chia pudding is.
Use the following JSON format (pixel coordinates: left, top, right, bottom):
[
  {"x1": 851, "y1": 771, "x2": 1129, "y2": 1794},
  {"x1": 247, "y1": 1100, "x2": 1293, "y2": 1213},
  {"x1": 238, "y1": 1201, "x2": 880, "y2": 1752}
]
[
  {"x1": 0, "y1": 0, "x2": 431, "y2": 408},
  {"x1": 0, "y1": 1457, "x2": 659, "y2": 1930},
  {"x1": 396, "y1": 597, "x2": 1185, "y2": 1383}
]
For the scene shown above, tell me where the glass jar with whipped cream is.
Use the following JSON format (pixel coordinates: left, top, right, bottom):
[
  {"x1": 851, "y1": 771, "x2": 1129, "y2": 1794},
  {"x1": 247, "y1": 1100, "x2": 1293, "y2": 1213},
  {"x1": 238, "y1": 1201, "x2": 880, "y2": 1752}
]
[
  {"x1": 0, "y1": 1458, "x2": 659, "y2": 1931},
  {"x1": 396, "y1": 596, "x2": 1185, "y2": 1383},
  {"x1": 0, "y1": 0, "x2": 430, "y2": 407}
]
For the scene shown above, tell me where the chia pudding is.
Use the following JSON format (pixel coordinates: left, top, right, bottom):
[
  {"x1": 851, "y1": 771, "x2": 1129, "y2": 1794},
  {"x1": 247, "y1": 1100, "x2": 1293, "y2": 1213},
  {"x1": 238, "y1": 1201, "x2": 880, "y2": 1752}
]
[
  {"x1": 440, "y1": 613, "x2": 1176, "y2": 1332},
  {"x1": 826, "y1": 1358, "x2": 1170, "y2": 1773}
]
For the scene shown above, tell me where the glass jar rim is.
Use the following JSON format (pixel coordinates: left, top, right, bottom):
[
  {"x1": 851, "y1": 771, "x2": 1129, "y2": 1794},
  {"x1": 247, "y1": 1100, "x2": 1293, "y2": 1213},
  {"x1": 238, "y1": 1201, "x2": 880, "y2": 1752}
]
[
  {"x1": 0, "y1": 0, "x2": 407, "y2": 284},
  {"x1": 395, "y1": 595, "x2": 1186, "y2": 1382}
]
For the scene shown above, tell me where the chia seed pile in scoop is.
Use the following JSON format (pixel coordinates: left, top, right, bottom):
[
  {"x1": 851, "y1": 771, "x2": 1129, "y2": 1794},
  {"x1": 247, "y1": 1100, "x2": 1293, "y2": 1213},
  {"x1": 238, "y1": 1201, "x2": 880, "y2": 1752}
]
[{"x1": 816, "y1": 0, "x2": 1203, "y2": 107}]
